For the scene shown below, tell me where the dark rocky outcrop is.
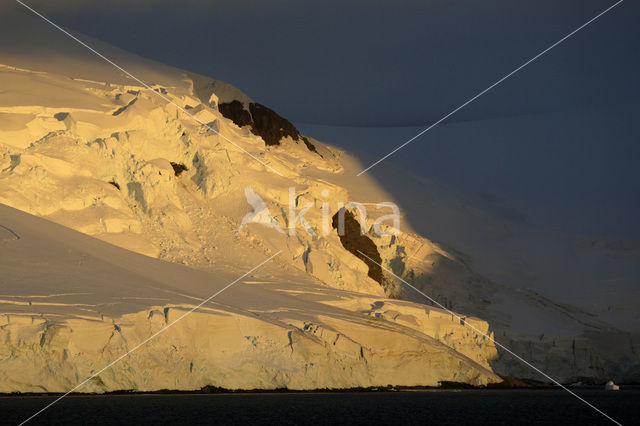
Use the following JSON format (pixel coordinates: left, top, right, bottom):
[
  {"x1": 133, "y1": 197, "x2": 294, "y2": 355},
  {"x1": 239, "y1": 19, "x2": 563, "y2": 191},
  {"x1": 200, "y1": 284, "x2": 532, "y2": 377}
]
[
  {"x1": 218, "y1": 100, "x2": 252, "y2": 128},
  {"x1": 247, "y1": 102, "x2": 301, "y2": 147},
  {"x1": 302, "y1": 137, "x2": 319, "y2": 155},
  {"x1": 218, "y1": 100, "x2": 319, "y2": 154},
  {"x1": 332, "y1": 208, "x2": 383, "y2": 286},
  {"x1": 170, "y1": 162, "x2": 188, "y2": 176}
]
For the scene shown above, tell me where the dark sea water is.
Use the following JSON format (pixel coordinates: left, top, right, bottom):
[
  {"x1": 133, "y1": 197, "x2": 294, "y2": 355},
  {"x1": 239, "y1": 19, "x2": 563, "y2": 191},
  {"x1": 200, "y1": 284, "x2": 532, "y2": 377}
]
[{"x1": 2, "y1": 389, "x2": 637, "y2": 425}]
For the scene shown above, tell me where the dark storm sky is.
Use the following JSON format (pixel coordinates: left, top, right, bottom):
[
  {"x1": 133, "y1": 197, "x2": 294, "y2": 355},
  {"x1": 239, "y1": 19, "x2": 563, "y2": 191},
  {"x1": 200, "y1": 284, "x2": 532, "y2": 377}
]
[
  {"x1": 3, "y1": 0, "x2": 640, "y2": 237},
  {"x1": 7, "y1": 0, "x2": 639, "y2": 126}
]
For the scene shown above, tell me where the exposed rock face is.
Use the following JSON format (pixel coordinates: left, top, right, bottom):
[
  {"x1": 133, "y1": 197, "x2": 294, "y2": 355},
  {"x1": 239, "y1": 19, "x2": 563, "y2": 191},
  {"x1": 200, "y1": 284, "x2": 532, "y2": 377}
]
[
  {"x1": 218, "y1": 100, "x2": 319, "y2": 152},
  {"x1": 332, "y1": 208, "x2": 383, "y2": 287},
  {"x1": 301, "y1": 136, "x2": 320, "y2": 155},
  {"x1": 169, "y1": 162, "x2": 188, "y2": 176},
  {"x1": 218, "y1": 100, "x2": 252, "y2": 128},
  {"x1": 247, "y1": 102, "x2": 301, "y2": 147}
]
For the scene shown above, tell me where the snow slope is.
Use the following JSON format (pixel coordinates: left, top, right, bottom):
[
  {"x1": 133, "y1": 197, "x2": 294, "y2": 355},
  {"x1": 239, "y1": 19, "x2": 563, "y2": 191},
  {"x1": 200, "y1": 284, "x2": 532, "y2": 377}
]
[
  {"x1": 0, "y1": 9, "x2": 638, "y2": 390},
  {"x1": 0, "y1": 203, "x2": 500, "y2": 392}
]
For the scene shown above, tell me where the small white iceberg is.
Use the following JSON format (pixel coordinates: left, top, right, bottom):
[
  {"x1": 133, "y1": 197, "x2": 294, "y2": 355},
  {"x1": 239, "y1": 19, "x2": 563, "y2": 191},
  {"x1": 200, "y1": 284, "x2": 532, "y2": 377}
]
[{"x1": 605, "y1": 380, "x2": 619, "y2": 391}]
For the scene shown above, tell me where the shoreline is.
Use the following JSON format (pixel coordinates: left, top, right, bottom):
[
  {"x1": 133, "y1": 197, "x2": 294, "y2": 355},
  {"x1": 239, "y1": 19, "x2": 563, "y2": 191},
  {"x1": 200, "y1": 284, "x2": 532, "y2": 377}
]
[{"x1": 6, "y1": 379, "x2": 637, "y2": 397}]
